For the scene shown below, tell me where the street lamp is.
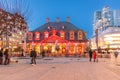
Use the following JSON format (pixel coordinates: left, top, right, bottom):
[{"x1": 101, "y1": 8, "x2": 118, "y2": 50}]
[{"x1": 95, "y1": 29, "x2": 98, "y2": 51}]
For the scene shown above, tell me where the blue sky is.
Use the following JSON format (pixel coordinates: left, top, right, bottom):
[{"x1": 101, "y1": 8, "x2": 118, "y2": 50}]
[{"x1": 28, "y1": 0, "x2": 120, "y2": 38}]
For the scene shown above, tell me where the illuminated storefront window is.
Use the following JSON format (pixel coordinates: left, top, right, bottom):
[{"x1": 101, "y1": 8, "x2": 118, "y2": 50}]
[
  {"x1": 77, "y1": 45, "x2": 82, "y2": 54},
  {"x1": 70, "y1": 44, "x2": 75, "y2": 54}
]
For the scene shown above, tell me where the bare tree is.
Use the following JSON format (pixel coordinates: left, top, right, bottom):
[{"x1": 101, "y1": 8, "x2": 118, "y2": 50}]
[{"x1": 0, "y1": 0, "x2": 32, "y2": 23}]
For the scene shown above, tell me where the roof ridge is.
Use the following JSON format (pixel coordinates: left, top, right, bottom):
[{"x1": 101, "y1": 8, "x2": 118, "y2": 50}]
[{"x1": 33, "y1": 21, "x2": 82, "y2": 32}]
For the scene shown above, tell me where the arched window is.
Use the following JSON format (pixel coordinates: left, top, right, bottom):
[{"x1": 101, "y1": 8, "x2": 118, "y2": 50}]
[
  {"x1": 35, "y1": 32, "x2": 40, "y2": 40},
  {"x1": 60, "y1": 31, "x2": 65, "y2": 39},
  {"x1": 78, "y1": 31, "x2": 83, "y2": 40},
  {"x1": 44, "y1": 31, "x2": 49, "y2": 38},
  {"x1": 28, "y1": 32, "x2": 33, "y2": 40},
  {"x1": 69, "y1": 31, "x2": 74, "y2": 40}
]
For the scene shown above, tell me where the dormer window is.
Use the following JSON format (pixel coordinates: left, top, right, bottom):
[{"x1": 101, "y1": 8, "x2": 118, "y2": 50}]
[
  {"x1": 48, "y1": 26, "x2": 50, "y2": 29},
  {"x1": 35, "y1": 32, "x2": 40, "y2": 40},
  {"x1": 70, "y1": 31, "x2": 74, "y2": 40},
  {"x1": 44, "y1": 31, "x2": 49, "y2": 38},
  {"x1": 62, "y1": 26, "x2": 64, "y2": 29},
  {"x1": 28, "y1": 32, "x2": 33, "y2": 40},
  {"x1": 78, "y1": 31, "x2": 83, "y2": 40}
]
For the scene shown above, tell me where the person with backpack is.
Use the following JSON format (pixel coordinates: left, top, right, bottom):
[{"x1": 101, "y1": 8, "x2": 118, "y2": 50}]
[{"x1": 30, "y1": 49, "x2": 37, "y2": 65}]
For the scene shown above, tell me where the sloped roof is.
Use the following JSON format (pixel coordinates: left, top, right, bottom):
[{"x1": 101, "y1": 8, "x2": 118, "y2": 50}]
[
  {"x1": 33, "y1": 22, "x2": 81, "y2": 32},
  {"x1": 41, "y1": 35, "x2": 68, "y2": 43}
]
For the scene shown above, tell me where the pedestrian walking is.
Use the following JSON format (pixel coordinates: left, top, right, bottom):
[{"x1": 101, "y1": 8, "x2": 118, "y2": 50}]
[
  {"x1": 89, "y1": 49, "x2": 93, "y2": 62},
  {"x1": 93, "y1": 50, "x2": 97, "y2": 62},
  {"x1": 114, "y1": 50, "x2": 119, "y2": 59},
  {"x1": 0, "y1": 48, "x2": 3, "y2": 65},
  {"x1": 4, "y1": 49, "x2": 10, "y2": 65},
  {"x1": 30, "y1": 49, "x2": 37, "y2": 65}
]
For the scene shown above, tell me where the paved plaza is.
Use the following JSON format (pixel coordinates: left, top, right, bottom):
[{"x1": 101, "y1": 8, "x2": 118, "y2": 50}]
[{"x1": 0, "y1": 57, "x2": 120, "y2": 80}]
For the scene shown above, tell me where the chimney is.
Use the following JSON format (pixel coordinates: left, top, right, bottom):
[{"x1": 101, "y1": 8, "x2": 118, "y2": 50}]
[
  {"x1": 67, "y1": 16, "x2": 70, "y2": 22},
  {"x1": 56, "y1": 17, "x2": 60, "y2": 22},
  {"x1": 46, "y1": 18, "x2": 50, "y2": 23}
]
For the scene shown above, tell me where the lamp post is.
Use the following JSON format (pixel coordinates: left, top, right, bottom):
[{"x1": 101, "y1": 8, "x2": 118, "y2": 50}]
[{"x1": 95, "y1": 29, "x2": 98, "y2": 51}]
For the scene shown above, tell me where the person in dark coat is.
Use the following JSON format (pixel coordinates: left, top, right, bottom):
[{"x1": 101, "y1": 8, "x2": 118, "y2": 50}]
[
  {"x1": 0, "y1": 48, "x2": 3, "y2": 65},
  {"x1": 89, "y1": 49, "x2": 93, "y2": 62},
  {"x1": 30, "y1": 49, "x2": 37, "y2": 65},
  {"x1": 4, "y1": 49, "x2": 9, "y2": 65},
  {"x1": 114, "y1": 50, "x2": 119, "y2": 59}
]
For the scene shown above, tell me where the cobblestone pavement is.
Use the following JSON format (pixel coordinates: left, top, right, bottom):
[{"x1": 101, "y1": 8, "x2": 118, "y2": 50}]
[{"x1": 0, "y1": 57, "x2": 120, "y2": 80}]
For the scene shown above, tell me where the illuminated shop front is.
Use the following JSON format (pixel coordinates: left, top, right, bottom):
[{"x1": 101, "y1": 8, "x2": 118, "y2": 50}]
[
  {"x1": 27, "y1": 17, "x2": 87, "y2": 56},
  {"x1": 90, "y1": 27, "x2": 120, "y2": 53}
]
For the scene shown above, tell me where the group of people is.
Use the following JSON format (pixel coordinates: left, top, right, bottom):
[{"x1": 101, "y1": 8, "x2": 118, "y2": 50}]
[
  {"x1": 0, "y1": 48, "x2": 10, "y2": 65},
  {"x1": 89, "y1": 49, "x2": 98, "y2": 62},
  {"x1": 0, "y1": 48, "x2": 45, "y2": 65}
]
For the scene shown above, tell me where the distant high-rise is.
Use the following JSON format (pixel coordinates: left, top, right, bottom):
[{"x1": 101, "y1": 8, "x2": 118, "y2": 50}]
[
  {"x1": 93, "y1": 11, "x2": 102, "y2": 35},
  {"x1": 94, "y1": 11, "x2": 102, "y2": 22},
  {"x1": 113, "y1": 10, "x2": 120, "y2": 26},
  {"x1": 91, "y1": 6, "x2": 120, "y2": 51},
  {"x1": 93, "y1": 6, "x2": 120, "y2": 35}
]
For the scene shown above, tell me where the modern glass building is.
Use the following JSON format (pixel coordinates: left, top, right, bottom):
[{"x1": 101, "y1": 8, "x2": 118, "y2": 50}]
[
  {"x1": 93, "y1": 6, "x2": 111, "y2": 35},
  {"x1": 91, "y1": 6, "x2": 120, "y2": 52}
]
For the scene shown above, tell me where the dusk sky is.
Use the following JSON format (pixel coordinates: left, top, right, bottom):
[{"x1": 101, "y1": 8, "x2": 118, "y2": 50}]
[{"x1": 29, "y1": 0, "x2": 120, "y2": 38}]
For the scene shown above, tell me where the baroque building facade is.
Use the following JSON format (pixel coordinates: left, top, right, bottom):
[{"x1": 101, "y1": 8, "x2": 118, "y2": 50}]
[{"x1": 27, "y1": 17, "x2": 87, "y2": 56}]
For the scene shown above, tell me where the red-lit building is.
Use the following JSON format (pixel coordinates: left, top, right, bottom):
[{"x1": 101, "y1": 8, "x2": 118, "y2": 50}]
[{"x1": 27, "y1": 17, "x2": 87, "y2": 56}]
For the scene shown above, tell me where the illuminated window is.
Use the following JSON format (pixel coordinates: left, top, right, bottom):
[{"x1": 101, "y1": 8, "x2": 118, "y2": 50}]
[
  {"x1": 70, "y1": 31, "x2": 74, "y2": 40},
  {"x1": 28, "y1": 32, "x2": 33, "y2": 40},
  {"x1": 36, "y1": 34, "x2": 39, "y2": 38},
  {"x1": 78, "y1": 31, "x2": 83, "y2": 40},
  {"x1": 44, "y1": 31, "x2": 49, "y2": 38},
  {"x1": 60, "y1": 31, "x2": 65, "y2": 38},
  {"x1": 35, "y1": 32, "x2": 40, "y2": 40}
]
